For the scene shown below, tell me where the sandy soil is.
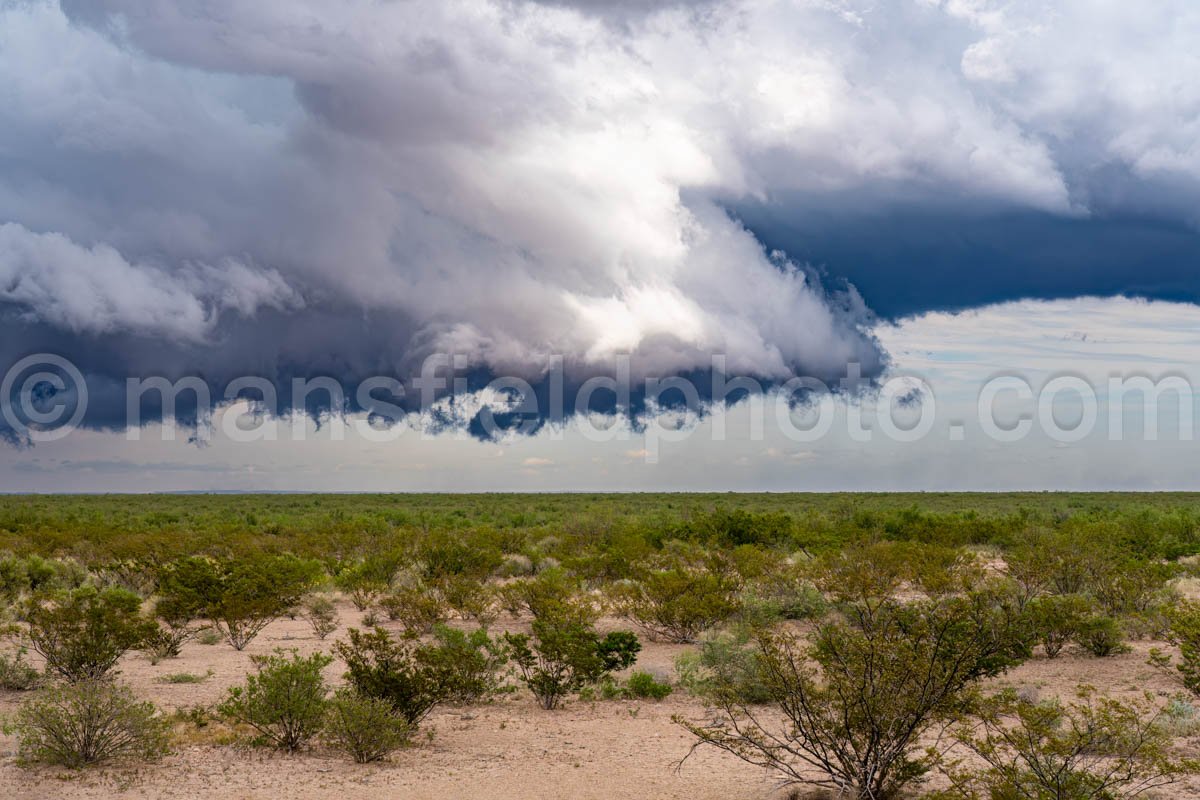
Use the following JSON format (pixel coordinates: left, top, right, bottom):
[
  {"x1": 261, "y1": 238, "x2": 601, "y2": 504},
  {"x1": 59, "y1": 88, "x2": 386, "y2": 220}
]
[{"x1": 1, "y1": 602, "x2": 1198, "y2": 800}]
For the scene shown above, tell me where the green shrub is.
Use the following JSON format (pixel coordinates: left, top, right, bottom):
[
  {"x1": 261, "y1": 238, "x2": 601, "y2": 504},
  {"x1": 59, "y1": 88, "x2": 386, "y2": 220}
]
[
  {"x1": 158, "y1": 670, "x2": 212, "y2": 684},
  {"x1": 625, "y1": 670, "x2": 672, "y2": 700},
  {"x1": 171, "y1": 703, "x2": 213, "y2": 730},
  {"x1": 941, "y1": 686, "x2": 1197, "y2": 799},
  {"x1": 23, "y1": 555, "x2": 61, "y2": 593},
  {"x1": 1089, "y1": 559, "x2": 1179, "y2": 617},
  {"x1": 415, "y1": 530, "x2": 503, "y2": 583},
  {"x1": 301, "y1": 595, "x2": 339, "y2": 640},
  {"x1": 611, "y1": 567, "x2": 739, "y2": 643},
  {"x1": 1014, "y1": 534, "x2": 1099, "y2": 596},
  {"x1": 688, "y1": 507, "x2": 794, "y2": 548},
  {"x1": 1123, "y1": 602, "x2": 1173, "y2": 641},
  {"x1": 812, "y1": 541, "x2": 984, "y2": 607},
  {"x1": 579, "y1": 676, "x2": 623, "y2": 701},
  {"x1": 142, "y1": 625, "x2": 198, "y2": 664},
  {"x1": 741, "y1": 566, "x2": 827, "y2": 623},
  {"x1": 810, "y1": 541, "x2": 910, "y2": 608},
  {"x1": 560, "y1": 530, "x2": 654, "y2": 584},
  {"x1": 905, "y1": 544, "x2": 987, "y2": 598},
  {"x1": 94, "y1": 559, "x2": 158, "y2": 596},
  {"x1": 23, "y1": 586, "x2": 157, "y2": 682},
  {"x1": 13, "y1": 680, "x2": 169, "y2": 767},
  {"x1": 1001, "y1": 553, "x2": 1050, "y2": 611},
  {"x1": 495, "y1": 554, "x2": 535, "y2": 578},
  {"x1": 424, "y1": 624, "x2": 508, "y2": 703},
  {"x1": 1160, "y1": 698, "x2": 1200, "y2": 738},
  {"x1": 1073, "y1": 614, "x2": 1130, "y2": 657},
  {"x1": 336, "y1": 627, "x2": 463, "y2": 726},
  {"x1": 709, "y1": 544, "x2": 774, "y2": 584},
  {"x1": 334, "y1": 555, "x2": 398, "y2": 611},
  {"x1": 0, "y1": 644, "x2": 42, "y2": 690},
  {"x1": 196, "y1": 627, "x2": 223, "y2": 646},
  {"x1": 505, "y1": 611, "x2": 640, "y2": 710},
  {"x1": 377, "y1": 584, "x2": 447, "y2": 634},
  {"x1": 437, "y1": 575, "x2": 497, "y2": 626},
  {"x1": 149, "y1": 559, "x2": 215, "y2": 660},
  {"x1": 675, "y1": 627, "x2": 772, "y2": 705},
  {"x1": 1025, "y1": 594, "x2": 1092, "y2": 658},
  {"x1": 218, "y1": 649, "x2": 332, "y2": 751},
  {"x1": 678, "y1": 593, "x2": 1029, "y2": 800},
  {"x1": 15, "y1": 555, "x2": 88, "y2": 594},
  {"x1": 1150, "y1": 600, "x2": 1200, "y2": 696},
  {"x1": 154, "y1": 557, "x2": 213, "y2": 626},
  {"x1": 331, "y1": 624, "x2": 506, "y2": 712},
  {"x1": 159, "y1": 554, "x2": 322, "y2": 650},
  {"x1": 324, "y1": 689, "x2": 410, "y2": 763},
  {"x1": 496, "y1": 568, "x2": 583, "y2": 619},
  {"x1": 0, "y1": 553, "x2": 30, "y2": 601}
]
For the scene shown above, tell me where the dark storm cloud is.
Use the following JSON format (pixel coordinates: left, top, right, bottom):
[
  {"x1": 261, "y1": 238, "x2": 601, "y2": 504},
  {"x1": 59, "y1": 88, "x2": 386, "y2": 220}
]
[
  {"x1": 737, "y1": 199, "x2": 1200, "y2": 319},
  {"x1": 1, "y1": 1, "x2": 1199, "y2": 441}
]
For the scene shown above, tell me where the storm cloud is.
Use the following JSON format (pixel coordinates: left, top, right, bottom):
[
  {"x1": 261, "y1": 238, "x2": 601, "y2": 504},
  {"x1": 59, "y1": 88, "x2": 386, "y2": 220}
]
[{"x1": 1, "y1": 0, "x2": 1198, "y2": 438}]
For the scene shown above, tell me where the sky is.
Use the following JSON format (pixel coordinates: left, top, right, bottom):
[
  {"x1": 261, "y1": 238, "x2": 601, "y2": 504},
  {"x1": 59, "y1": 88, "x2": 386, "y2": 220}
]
[{"x1": 0, "y1": 0, "x2": 1198, "y2": 491}]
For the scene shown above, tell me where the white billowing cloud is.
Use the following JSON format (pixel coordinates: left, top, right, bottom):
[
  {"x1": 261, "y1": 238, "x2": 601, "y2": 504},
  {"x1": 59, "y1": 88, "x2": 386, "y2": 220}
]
[
  {"x1": 633, "y1": 2, "x2": 1072, "y2": 210},
  {"x1": 936, "y1": 0, "x2": 1200, "y2": 190},
  {"x1": 0, "y1": 223, "x2": 300, "y2": 341},
  {"x1": 1, "y1": 0, "x2": 890, "y2": 383},
  {"x1": 0, "y1": 0, "x2": 1197, "y2": 395}
]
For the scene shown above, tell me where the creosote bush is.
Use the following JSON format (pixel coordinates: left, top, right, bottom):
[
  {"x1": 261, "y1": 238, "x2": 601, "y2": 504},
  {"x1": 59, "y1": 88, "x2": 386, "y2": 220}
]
[
  {"x1": 1025, "y1": 594, "x2": 1092, "y2": 658},
  {"x1": 504, "y1": 605, "x2": 640, "y2": 710},
  {"x1": 301, "y1": 595, "x2": 339, "y2": 640},
  {"x1": 437, "y1": 574, "x2": 497, "y2": 626},
  {"x1": 142, "y1": 625, "x2": 198, "y2": 664},
  {"x1": 377, "y1": 584, "x2": 447, "y2": 634},
  {"x1": 739, "y1": 562, "x2": 828, "y2": 624},
  {"x1": 324, "y1": 689, "x2": 410, "y2": 763},
  {"x1": 1073, "y1": 614, "x2": 1130, "y2": 658},
  {"x1": 678, "y1": 593, "x2": 1028, "y2": 800},
  {"x1": 337, "y1": 628, "x2": 439, "y2": 725},
  {"x1": 0, "y1": 643, "x2": 42, "y2": 690},
  {"x1": 0, "y1": 554, "x2": 88, "y2": 601},
  {"x1": 335, "y1": 625, "x2": 505, "y2": 726},
  {"x1": 1089, "y1": 559, "x2": 1179, "y2": 617},
  {"x1": 675, "y1": 626, "x2": 772, "y2": 705},
  {"x1": 495, "y1": 553, "x2": 535, "y2": 578},
  {"x1": 810, "y1": 541, "x2": 911, "y2": 609},
  {"x1": 158, "y1": 554, "x2": 322, "y2": 650},
  {"x1": 218, "y1": 649, "x2": 332, "y2": 751},
  {"x1": 94, "y1": 559, "x2": 158, "y2": 597},
  {"x1": 334, "y1": 553, "x2": 400, "y2": 611},
  {"x1": 624, "y1": 670, "x2": 672, "y2": 700},
  {"x1": 495, "y1": 568, "x2": 583, "y2": 619},
  {"x1": 938, "y1": 686, "x2": 1198, "y2": 800},
  {"x1": 1149, "y1": 600, "x2": 1200, "y2": 697},
  {"x1": 23, "y1": 585, "x2": 157, "y2": 682},
  {"x1": 424, "y1": 624, "x2": 509, "y2": 703},
  {"x1": 12, "y1": 680, "x2": 169, "y2": 768},
  {"x1": 148, "y1": 559, "x2": 214, "y2": 661},
  {"x1": 610, "y1": 566, "x2": 738, "y2": 643}
]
